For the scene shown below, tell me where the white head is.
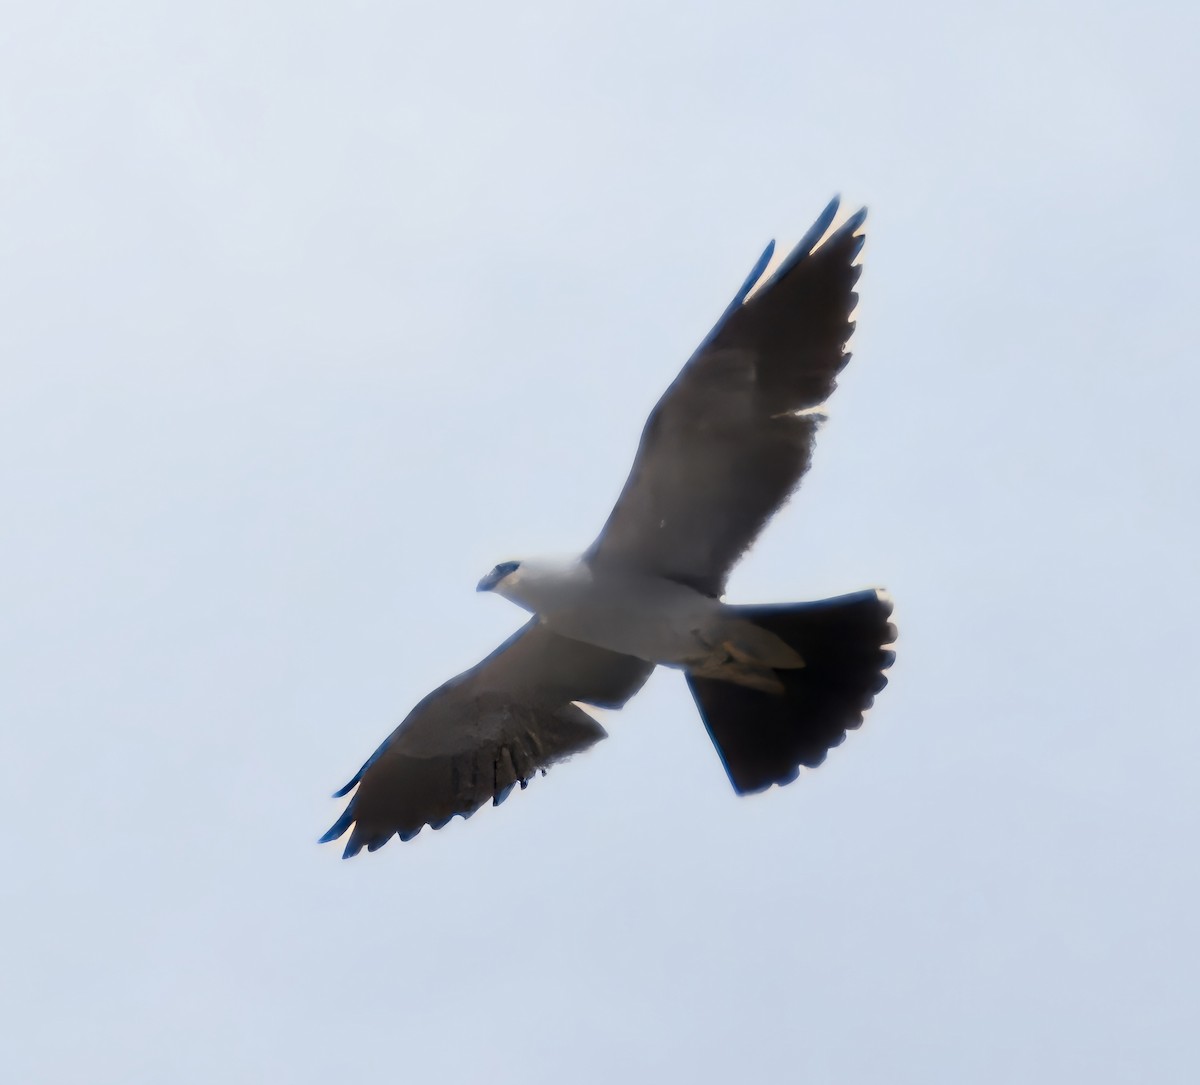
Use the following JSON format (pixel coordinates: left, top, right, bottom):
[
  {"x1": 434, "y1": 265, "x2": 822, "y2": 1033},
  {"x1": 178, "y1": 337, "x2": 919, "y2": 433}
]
[
  {"x1": 476, "y1": 559, "x2": 524, "y2": 595},
  {"x1": 475, "y1": 556, "x2": 588, "y2": 611}
]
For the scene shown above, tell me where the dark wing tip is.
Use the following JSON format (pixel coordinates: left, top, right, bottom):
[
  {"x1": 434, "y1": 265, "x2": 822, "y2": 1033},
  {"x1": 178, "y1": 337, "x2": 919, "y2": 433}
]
[
  {"x1": 685, "y1": 239, "x2": 776, "y2": 361},
  {"x1": 843, "y1": 205, "x2": 868, "y2": 234},
  {"x1": 812, "y1": 194, "x2": 842, "y2": 239},
  {"x1": 751, "y1": 196, "x2": 854, "y2": 296},
  {"x1": 330, "y1": 734, "x2": 395, "y2": 797},
  {"x1": 744, "y1": 239, "x2": 776, "y2": 298},
  {"x1": 830, "y1": 207, "x2": 868, "y2": 262},
  {"x1": 493, "y1": 782, "x2": 517, "y2": 808},
  {"x1": 319, "y1": 808, "x2": 355, "y2": 845},
  {"x1": 727, "y1": 239, "x2": 778, "y2": 312}
]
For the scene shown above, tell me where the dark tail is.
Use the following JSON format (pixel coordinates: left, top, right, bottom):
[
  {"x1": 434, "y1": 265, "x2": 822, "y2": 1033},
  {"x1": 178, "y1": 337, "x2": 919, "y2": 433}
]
[{"x1": 686, "y1": 589, "x2": 896, "y2": 794}]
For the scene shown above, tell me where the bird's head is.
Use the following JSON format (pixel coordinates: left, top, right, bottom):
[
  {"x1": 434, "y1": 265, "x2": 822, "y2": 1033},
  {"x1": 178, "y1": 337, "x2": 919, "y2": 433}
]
[{"x1": 476, "y1": 560, "x2": 522, "y2": 594}]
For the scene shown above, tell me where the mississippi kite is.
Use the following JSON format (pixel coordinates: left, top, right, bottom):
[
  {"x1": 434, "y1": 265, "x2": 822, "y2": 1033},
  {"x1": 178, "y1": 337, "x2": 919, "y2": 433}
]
[{"x1": 322, "y1": 197, "x2": 896, "y2": 857}]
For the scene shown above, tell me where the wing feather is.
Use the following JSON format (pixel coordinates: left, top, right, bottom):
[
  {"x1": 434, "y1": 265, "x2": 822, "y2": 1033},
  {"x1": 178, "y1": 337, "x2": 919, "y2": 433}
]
[
  {"x1": 586, "y1": 198, "x2": 866, "y2": 597},
  {"x1": 321, "y1": 621, "x2": 652, "y2": 857}
]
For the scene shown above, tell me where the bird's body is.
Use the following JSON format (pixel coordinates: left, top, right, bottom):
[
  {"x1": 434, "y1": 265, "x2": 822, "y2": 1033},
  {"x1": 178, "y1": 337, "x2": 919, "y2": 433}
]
[
  {"x1": 487, "y1": 558, "x2": 805, "y2": 693},
  {"x1": 321, "y1": 197, "x2": 897, "y2": 857}
]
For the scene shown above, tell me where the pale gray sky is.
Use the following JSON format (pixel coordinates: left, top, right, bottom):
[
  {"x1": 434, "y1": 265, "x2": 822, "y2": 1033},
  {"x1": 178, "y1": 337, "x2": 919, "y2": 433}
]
[{"x1": 3, "y1": 2, "x2": 1197, "y2": 1082}]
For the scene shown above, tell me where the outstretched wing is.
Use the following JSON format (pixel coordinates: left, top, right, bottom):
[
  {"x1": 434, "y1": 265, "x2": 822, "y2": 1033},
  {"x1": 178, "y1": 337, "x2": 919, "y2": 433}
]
[
  {"x1": 586, "y1": 198, "x2": 866, "y2": 598},
  {"x1": 320, "y1": 621, "x2": 653, "y2": 857}
]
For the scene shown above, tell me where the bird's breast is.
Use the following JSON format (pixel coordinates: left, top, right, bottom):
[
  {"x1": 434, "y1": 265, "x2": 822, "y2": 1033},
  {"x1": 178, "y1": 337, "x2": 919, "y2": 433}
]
[{"x1": 534, "y1": 569, "x2": 720, "y2": 667}]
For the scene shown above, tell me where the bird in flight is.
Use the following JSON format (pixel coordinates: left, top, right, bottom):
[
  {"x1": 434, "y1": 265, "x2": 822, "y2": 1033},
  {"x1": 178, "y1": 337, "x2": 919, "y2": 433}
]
[{"x1": 321, "y1": 197, "x2": 896, "y2": 857}]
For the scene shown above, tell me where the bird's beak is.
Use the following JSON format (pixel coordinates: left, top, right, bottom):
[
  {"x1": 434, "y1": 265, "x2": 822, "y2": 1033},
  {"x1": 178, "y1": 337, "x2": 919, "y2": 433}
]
[{"x1": 476, "y1": 573, "x2": 497, "y2": 593}]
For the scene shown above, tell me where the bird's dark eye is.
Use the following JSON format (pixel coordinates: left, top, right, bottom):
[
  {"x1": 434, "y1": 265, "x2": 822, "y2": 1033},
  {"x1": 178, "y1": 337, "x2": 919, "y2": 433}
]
[{"x1": 494, "y1": 561, "x2": 520, "y2": 577}]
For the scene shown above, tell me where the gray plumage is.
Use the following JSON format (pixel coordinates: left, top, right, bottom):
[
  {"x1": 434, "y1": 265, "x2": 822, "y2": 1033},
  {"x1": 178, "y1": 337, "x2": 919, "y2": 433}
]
[
  {"x1": 321, "y1": 197, "x2": 895, "y2": 858},
  {"x1": 587, "y1": 198, "x2": 862, "y2": 597}
]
